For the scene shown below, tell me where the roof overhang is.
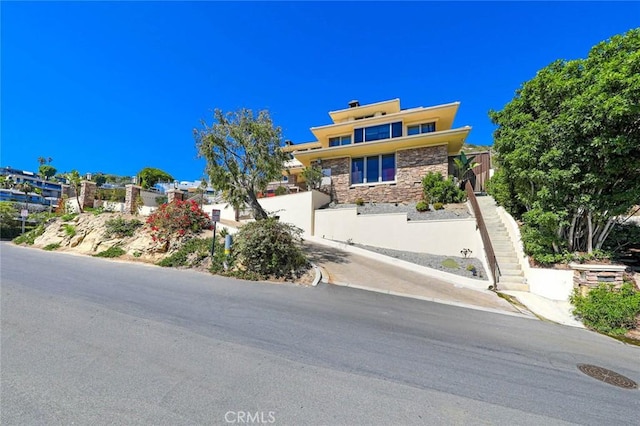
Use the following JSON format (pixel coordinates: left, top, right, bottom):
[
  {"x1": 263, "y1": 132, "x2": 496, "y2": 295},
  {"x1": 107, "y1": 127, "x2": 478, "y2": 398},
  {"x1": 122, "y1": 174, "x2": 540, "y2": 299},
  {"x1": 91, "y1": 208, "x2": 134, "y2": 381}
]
[
  {"x1": 328, "y1": 99, "x2": 401, "y2": 122},
  {"x1": 311, "y1": 102, "x2": 461, "y2": 141},
  {"x1": 291, "y1": 126, "x2": 471, "y2": 167}
]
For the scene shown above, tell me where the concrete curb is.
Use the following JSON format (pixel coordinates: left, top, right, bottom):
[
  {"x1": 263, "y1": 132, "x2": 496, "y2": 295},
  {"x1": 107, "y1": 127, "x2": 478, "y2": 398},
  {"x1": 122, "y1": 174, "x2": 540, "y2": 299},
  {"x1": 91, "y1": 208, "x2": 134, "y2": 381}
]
[
  {"x1": 330, "y1": 280, "x2": 535, "y2": 320},
  {"x1": 501, "y1": 290, "x2": 585, "y2": 328},
  {"x1": 310, "y1": 263, "x2": 322, "y2": 287},
  {"x1": 306, "y1": 236, "x2": 492, "y2": 292}
]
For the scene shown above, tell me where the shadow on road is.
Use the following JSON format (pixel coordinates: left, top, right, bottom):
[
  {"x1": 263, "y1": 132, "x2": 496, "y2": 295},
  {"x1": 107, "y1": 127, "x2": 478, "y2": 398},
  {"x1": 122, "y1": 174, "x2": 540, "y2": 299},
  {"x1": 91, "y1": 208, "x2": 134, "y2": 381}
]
[{"x1": 303, "y1": 241, "x2": 351, "y2": 265}]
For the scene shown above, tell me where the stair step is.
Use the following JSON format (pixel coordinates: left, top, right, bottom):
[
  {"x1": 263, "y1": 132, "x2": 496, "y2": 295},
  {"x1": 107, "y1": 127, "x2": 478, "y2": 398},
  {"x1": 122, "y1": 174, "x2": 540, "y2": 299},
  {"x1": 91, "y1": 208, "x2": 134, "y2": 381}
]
[
  {"x1": 497, "y1": 281, "x2": 530, "y2": 292},
  {"x1": 500, "y1": 268, "x2": 523, "y2": 276},
  {"x1": 490, "y1": 238, "x2": 512, "y2": 244},
  {"x1": 495, "y1": 255, "x2": 519, "y2": 262},
  {"x1": 497, "y1": 262, "x2": 520, "y2": 269},
  {"x1": 496, "y1": 256, "x2": 519, "y2": 263}
]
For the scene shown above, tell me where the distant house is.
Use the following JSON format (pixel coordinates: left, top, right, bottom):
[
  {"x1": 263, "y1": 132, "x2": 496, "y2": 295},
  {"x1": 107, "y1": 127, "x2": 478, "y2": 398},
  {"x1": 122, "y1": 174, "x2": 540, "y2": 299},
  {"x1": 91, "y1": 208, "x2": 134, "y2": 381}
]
[
  {"x1": 0, "y1": 167, "x2": 66, "y2": 206},
  {"x1": 282, "y1": 98, "x2": 472, "y2": 203}
]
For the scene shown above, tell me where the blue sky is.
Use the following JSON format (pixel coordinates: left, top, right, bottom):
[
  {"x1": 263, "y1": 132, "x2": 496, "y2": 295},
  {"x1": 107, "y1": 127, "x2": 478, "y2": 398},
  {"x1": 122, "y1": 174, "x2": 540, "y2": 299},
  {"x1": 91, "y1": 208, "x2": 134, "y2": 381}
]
[{"x1": 2, "y1": 1, "x2": 638, "y2": 181}]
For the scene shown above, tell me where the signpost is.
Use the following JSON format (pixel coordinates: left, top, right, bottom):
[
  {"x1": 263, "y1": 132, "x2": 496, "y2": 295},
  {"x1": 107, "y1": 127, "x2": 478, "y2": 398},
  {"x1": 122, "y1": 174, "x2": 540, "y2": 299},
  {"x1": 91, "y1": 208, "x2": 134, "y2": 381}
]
[
  {"x1": 20, "y1": 209, "x2": 28, "y2": 234},
  {"x1": 210, "y1": 209, "x2": 221, "y2": 256}
]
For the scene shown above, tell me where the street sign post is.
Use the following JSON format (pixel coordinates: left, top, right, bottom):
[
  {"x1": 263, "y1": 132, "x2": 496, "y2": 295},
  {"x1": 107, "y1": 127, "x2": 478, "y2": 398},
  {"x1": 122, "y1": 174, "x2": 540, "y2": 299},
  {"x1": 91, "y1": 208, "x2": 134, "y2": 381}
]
[
  {"x1": 211, "y1": 209, "x2": 221, "y2": 256},
  {"x1": 20, "y1": 209, "x2": 28, "y2": 234}
]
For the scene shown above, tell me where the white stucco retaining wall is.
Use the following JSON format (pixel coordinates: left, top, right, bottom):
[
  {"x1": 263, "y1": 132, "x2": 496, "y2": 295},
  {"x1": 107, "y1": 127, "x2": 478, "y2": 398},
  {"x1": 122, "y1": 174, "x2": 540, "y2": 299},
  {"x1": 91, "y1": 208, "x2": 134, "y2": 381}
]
[
  {"x1": 257, "y1": 190, "x2": 331, "y2": 237},
  {"x1": 140, "y1": 190, "x2": 160, "y2": 207},
  {"x1": 314, "y1": 208, "x2": 482, "y2": 257},
  {"x1": 496, "y1": 206, "x2": 574, "y2": 301},
  {"x1": 202, "y1": 203, "x2": 238, "y2": 222}
]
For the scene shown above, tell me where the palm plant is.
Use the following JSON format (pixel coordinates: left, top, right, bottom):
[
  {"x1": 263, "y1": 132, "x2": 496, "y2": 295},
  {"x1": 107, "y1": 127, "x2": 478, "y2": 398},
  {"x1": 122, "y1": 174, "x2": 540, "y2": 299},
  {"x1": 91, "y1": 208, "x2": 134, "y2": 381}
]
[{"x1": 453, "y1": 151, "x2": 479, "y2": 188}]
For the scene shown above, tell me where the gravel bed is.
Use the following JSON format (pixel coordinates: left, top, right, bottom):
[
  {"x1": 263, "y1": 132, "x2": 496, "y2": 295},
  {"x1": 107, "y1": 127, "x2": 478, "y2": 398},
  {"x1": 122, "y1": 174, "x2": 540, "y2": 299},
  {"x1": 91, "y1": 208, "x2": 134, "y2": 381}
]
[
  {"x1": 328, "y1": 202, "x2": 471, "y2": 221},
  {"x1": 353, "y1": 243, "x2": 487, "y2": 280}
]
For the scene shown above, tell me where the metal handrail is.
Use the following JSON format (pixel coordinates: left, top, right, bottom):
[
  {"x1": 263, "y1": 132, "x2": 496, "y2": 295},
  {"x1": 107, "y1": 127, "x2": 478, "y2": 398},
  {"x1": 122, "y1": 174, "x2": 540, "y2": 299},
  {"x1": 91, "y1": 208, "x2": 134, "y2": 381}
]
[{"x1": 465, "y1": 181, "x2": 501, "y2": 289}]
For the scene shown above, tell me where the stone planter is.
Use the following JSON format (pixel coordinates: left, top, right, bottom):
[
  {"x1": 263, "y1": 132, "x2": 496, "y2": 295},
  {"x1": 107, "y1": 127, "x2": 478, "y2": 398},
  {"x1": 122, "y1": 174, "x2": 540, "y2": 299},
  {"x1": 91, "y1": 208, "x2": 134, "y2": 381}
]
[{"x1": 570, "y1": 263, "x2": 628, "y2": 296}]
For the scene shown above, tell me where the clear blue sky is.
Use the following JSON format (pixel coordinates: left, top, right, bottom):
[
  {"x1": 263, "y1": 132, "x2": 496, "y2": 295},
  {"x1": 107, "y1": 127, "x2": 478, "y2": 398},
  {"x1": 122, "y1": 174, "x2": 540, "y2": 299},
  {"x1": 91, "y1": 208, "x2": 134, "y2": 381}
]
[{"x1": 2, "y1": 1, "x2": 638, "y2": 181}]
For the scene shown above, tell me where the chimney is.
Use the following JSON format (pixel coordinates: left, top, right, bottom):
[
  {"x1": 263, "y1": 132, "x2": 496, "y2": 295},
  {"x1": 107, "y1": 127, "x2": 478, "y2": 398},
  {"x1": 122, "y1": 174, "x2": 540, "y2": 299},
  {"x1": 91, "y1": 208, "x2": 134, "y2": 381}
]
[{"x1": 348, "y1": 100, "x2": 360, "y2": 108}]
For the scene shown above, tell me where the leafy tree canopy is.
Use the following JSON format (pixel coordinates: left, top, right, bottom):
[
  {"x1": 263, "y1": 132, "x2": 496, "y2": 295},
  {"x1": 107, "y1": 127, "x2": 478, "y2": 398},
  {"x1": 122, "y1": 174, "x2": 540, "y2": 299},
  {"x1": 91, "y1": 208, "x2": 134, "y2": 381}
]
[
  {"x1": 138, "y1": 167, "x2": 173, "y2": 189},
  {"x1": 489, "y1": 28, "x2": 640, "y2": 257},
  {"x1": 194, "y1": 108, "x2": 289, "y2": 220},
  {"x1": 38, "y1": 164, "x2": 57, "y2": 180},
  {"x1": 300, "y1": 166, "x2": 323, "y2": 191}
]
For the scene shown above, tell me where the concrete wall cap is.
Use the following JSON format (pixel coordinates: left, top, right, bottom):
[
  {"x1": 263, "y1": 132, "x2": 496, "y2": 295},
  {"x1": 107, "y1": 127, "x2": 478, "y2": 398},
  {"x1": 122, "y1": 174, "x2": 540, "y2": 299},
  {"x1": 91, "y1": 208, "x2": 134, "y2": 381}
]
[{"x1": 568, "y1": 263, "x2": 628, "y2": 272}]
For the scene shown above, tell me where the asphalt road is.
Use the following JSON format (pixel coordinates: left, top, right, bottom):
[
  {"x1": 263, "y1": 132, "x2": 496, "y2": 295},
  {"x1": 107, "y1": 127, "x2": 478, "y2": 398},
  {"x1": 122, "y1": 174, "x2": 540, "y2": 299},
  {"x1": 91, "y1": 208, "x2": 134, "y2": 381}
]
[{"x1": 1, "y1": 242, "x2": 639, "y2": 425}]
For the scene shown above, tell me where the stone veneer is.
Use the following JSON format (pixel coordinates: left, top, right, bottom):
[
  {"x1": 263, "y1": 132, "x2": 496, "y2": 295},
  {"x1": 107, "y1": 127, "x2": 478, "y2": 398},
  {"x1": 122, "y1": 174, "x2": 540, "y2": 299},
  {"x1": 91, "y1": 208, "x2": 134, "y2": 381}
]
[
  {"x1": 79, "y1": 181, "x2": 97, "y2": 210},
  {"x1": 124, "y1": 184, "x2": 142, "y2": 214},
  {"x1": 323, "y1": 145, "x2": 448, "y2": 204},
  {"x1": 570, "y1": 263, "x2": 628, "y2": 296},
  {"x1": 166, "y1": 189, "x2": 185, "y2": 203}
]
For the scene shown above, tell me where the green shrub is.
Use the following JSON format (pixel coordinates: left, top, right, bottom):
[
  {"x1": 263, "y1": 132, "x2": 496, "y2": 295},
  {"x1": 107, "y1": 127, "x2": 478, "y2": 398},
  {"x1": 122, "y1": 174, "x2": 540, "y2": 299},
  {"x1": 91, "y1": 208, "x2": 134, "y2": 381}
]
[
  {"x1": 146, "y1": 200, "x2": 212, "y2": 243},
  {"x1": 63, "y1": 224, "x2": 76, "y2": 237},
  {"x1": 355, "y1": 198, "x2": 365, "y2": 206},
  {"x1": 275, "y1": 186, "x2": 288, "y2": 196},
  {"x1": 93, "y1": 246, "x2": 126, "y2": 258},
  {"x1": 158, "y1": 238, "x2": 213, "y2": 268},
  {"x1": 43, "y1": 243, "x2": 61, "y2": 251},
  {"x1": 433, "y1": 202, "x2": 444, "y2": 210},
  {"x1": 104, "y1": 217, "x2": 143, "y2": 238},
  {"x1": 571, "y1": 283, "x2": 640, "y2": 336},
  {"x1": 0, "y1": 201, "x2": 21, "y2": 239},
  {"x1": 415, "y1": 200, "x2": 430, "y2": 212},
  {"x1": 441, "y1": 258, "x2": 459, "y2": 269},
  {"x1": 421, "y1": 172, "x2": 466, "y2": 204},
  {"x1": 13, "y1": 224, "x2": 45, "y2": 245},
  {"x1": 234, "y1": 218, "x2": 308, "y2": 279},
  {"x1": 61, "y1": 213, "x2": 77, "y2": 222}
]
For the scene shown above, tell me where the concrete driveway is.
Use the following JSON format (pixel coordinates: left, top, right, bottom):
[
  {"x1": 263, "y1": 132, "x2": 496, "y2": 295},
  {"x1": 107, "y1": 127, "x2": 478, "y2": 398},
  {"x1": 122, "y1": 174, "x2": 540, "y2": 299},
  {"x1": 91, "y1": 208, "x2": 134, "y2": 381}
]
[{"x1": 303, "y1": 241, "x2": 527, "y2": 316}]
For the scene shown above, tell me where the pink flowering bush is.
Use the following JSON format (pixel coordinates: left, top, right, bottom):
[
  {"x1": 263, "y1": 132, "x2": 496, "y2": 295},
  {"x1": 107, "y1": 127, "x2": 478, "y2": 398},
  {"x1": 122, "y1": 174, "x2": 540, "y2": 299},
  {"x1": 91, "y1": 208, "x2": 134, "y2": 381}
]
[{"x1": 147, "y1": 200, "x2": 212, "y2": 243}]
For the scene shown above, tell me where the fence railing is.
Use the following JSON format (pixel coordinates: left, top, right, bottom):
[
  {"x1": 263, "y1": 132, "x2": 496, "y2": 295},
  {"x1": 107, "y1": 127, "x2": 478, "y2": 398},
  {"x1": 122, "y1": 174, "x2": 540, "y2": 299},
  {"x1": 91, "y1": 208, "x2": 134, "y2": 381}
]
[{"x1": 465, "y1": 181, "x2": 501, "y2": 289}]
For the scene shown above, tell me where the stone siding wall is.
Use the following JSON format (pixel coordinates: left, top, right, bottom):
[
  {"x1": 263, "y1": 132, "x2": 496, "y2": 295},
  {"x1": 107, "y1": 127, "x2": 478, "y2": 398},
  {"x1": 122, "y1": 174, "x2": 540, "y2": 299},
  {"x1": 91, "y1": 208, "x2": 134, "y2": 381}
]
[
  {"x1": 167, "y1": 189, "x2": 185, "y2": 203},
  {"x1": 79, "y1": 181, "x2": 97, "y2": 210},
  {"x1": 124, "y1": 185, "x2": 142, "y2": 214},
  {"x1": 572, "y1": 265, "x2": 627, "y2": 297},
  {"x1": 324, "y1": 145, "x2": 448, "y2": 204}
]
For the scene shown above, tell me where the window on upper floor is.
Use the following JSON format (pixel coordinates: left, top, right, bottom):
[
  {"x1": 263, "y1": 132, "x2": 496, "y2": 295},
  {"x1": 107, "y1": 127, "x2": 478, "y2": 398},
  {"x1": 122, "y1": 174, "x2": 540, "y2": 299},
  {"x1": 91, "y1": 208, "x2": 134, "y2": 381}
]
[
  {"x1": 407, "y1": 122, "x2": 436, "y2": 136},
  {"x1": 351, "y1": 153, "x2": 396, "y2": 185},
  {"x1": 329, "y1": 135, "x2": 352, "y2": 147},
  {"x1": 354, "y1": 122, "x2": 403, "y2": 143}
]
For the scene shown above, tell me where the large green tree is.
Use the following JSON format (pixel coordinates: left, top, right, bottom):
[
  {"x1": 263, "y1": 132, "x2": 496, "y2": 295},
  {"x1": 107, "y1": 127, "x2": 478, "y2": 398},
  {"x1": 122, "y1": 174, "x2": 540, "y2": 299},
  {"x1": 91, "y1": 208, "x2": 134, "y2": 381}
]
[
  {"x1": 37, "y1": 157, "x2": 56, "y2": 180},
  {"x1": 138, "y1": 167, "x2": 173, "y2": 189},
  {"x1": 194, "y1": 108, "x2": 289, "y2": 220},
  {"x1": 38, "y1": 165, "x2": 57, "y2": 180},
  {"x1": 489, "y1": 28, "x2": 640, "y2": 258}
]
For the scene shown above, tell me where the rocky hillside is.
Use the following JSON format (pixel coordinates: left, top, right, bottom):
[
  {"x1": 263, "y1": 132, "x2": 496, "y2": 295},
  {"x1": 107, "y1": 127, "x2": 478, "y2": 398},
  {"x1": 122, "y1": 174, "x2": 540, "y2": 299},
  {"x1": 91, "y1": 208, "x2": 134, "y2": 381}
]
[{"x1": 32, "y1": 213, "x2": 192, "y2": 263}]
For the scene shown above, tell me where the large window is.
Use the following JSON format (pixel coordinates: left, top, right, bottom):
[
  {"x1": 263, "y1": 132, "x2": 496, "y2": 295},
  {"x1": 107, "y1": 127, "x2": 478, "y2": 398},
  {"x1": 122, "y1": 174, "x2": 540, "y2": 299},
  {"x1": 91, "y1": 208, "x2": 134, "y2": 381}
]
[
  {"x1": 354, "y1": 122, "x2": 402, "y2": 143},
  {"x1": 351, "y1": 154, "x2": 396, "y2": 184},
  {"x1": 329, "y1": 135, "x2": 352, "y2": 147},
  {"x1": 407, "y1": 122, "x2": 436, "y2": 136}
]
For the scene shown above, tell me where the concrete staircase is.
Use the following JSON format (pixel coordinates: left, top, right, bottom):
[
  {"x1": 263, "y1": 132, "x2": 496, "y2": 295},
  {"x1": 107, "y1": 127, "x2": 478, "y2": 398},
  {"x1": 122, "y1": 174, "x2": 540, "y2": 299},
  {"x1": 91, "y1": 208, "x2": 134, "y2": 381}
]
[{"x1": 475, "y1": 195, "x2": 529, "y2": 292}]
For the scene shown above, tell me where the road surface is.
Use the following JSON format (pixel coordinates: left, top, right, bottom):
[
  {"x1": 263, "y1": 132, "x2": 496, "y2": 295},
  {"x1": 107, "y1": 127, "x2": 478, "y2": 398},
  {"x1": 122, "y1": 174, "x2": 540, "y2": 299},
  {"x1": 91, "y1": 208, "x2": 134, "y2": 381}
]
[{"x1": 1, "y1": 242, "x2": 639, "y2": 425}]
